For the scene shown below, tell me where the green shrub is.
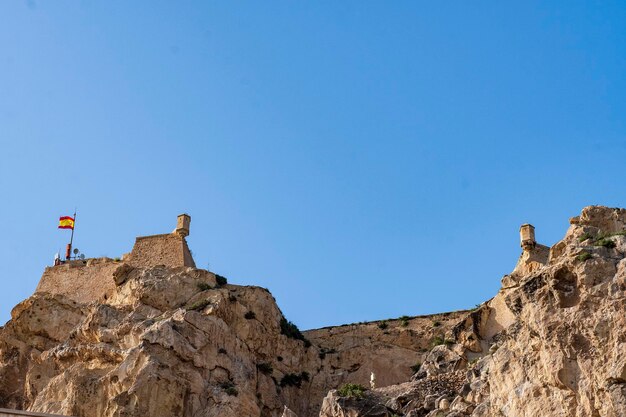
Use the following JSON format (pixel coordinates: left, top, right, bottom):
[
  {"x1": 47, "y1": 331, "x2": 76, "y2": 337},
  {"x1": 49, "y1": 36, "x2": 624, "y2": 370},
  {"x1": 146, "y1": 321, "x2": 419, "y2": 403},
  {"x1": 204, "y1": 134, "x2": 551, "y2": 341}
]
[
  {"x1": 398, "y1": 315, "x2": 410, "y2": 327},
  {"x1": 257, "y1": 362, "x2": 273, "y2": 375},
  {"x1": 410, "y1": 362, "x2": 421, "y2": 373},
  {"x1": 280, "y1": 317, "x2": 311, "y2": 347},
  {"x1": 432, "y1": 320, "x2": 441, "y2": 327},
  {"x1": 337, "y1": 383, "x2": 366, "y2": 398},
  {"x1": 220, "y1": 382, "x2": 238, "y2": 396},
  {"x1": 580, "y1": 230, "x2": 624, "y2": 248},
  {"x1": 430, "y1": 336, "x2": 446, "y2": 347},
  {"x1": 378, "y1": 321, "x2": 388, "y2": 330},
  {"x1": 594, "y1": 238, "x2": 616, "y2": 248},
  {"x1": 215, "y1": 274, "x2": 228, "y2": 286},
  {"x1": 186, "y1": 299, "x2": 211, "y2": 311},
  {"x1": 280, "y1": 372, "x2": 309, "y2": 388},
  {"x1": 576, "y1": 252, "x2": 592, "y2": 262},
  {"x1": 197, "y1": 282, "x2": 212, "y2": 291},
  {"x1": 244, "y1": 311, "x2": 256, "y2": 320}
]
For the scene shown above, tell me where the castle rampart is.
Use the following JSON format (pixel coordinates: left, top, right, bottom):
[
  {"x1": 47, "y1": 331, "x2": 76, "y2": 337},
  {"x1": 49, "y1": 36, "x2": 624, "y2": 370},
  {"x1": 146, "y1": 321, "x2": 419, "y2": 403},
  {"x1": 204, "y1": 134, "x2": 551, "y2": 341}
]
[
  {"x1": 34, "y1": 215, "x2": 196, "y2": 304},
  {"x1": 36, "y1": 257, "x2": 119, "y2": 304},
  {"x1": 126, "y1": 233, "x2": 195, "y2": 269}
]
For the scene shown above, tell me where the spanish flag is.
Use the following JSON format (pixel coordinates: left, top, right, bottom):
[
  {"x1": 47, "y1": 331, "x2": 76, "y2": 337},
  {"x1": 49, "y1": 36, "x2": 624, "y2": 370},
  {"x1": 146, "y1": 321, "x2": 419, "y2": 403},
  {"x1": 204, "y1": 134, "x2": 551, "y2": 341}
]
[{"x1": 58, "y1": 216, "x2": 75, "y2": 230}]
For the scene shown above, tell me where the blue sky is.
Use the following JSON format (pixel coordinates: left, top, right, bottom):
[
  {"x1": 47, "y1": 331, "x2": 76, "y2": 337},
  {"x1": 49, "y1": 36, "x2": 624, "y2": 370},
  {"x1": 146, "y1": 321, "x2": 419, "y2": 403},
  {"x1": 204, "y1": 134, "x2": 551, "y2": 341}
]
[{"x1": 0, "y1": 1, "x2": 625, "y2": 329}]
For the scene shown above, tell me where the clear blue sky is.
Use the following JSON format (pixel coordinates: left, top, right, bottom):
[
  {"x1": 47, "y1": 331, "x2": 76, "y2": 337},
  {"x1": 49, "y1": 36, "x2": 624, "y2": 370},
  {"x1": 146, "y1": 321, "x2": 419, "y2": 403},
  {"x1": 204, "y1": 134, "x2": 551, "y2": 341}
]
[{"x1": 1, "y1": 1, "x2": 625, "y2": 329}]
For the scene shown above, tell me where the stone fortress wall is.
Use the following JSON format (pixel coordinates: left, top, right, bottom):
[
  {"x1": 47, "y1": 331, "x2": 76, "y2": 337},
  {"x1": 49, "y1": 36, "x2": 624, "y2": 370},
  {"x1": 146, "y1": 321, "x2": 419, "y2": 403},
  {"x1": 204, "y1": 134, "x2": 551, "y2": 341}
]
[
  {"x1": 35, "y1": 258, "x2": 119, "y2": 304},
  {"x1": 125, "y1": 233, "x2": 195, "y2": 269},
  {"x1": 34, "y1": 214, "x2": 196, "y2": 305}
]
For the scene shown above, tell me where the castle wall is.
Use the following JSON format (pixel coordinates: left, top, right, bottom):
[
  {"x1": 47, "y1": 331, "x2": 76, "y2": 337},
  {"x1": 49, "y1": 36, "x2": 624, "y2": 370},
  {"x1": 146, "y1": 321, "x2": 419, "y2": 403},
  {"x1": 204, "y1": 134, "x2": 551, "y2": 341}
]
[
  {"x1": 126, "y1": 233, "x2": 196, "y2": 269},
  {"x1": 35, "y1": 258, "x2": 119, "y2": 304},
  {"x1": 35, "y1": 230, "x2": 195, "y2": 305}
]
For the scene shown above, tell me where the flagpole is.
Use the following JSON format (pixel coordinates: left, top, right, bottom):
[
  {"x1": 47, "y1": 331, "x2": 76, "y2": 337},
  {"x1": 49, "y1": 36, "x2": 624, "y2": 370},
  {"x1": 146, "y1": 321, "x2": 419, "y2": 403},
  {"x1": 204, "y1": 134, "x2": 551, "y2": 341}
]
[
  {"x1": 66, "y1": 208, "x2": 77, "y2": 261},
  {"x1": 69, "y1": 208, "x2": 77, "y2": 248}
]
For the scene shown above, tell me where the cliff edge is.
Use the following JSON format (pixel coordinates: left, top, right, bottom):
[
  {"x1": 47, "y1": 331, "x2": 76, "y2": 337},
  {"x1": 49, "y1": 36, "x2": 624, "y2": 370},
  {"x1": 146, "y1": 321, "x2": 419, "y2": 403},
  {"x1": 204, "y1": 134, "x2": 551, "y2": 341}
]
[{"x1": 319, "y1": 205, "x2": 626, "y2": 417}]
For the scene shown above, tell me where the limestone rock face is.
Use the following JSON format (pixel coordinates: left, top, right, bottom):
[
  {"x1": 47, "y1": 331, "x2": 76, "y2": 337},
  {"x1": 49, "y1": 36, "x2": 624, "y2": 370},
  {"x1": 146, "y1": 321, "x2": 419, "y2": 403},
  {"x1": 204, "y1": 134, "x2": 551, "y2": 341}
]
[
  {"x1": 304, "y1": 312, "x2": 467, "y2": 393},
  {"x1": 317, "y1": 206, "x2": 626, "y2": 417},
  {"x1": 0, "y1": 265, "x2": 319, "y2": 417},
  {"x1": 475, "y1": 206, "x2": 626, "y2": 417},
  {"x1": 0, "y1": 265, "x2": 462, "y2": 417}
]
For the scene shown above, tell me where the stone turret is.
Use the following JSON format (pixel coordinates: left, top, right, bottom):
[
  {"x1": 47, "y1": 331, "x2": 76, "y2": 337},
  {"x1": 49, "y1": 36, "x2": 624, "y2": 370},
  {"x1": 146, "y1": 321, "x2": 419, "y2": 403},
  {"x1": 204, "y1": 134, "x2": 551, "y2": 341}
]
[
  {"x1": 506, "y1": 223, "x2": 549, "y2": 283},
  {"x1": 520, "y1": 224, "x2": 536, "y2": 250},
  {"x1": 175, "y1": 214, "x2": 191, "y2": 237}
]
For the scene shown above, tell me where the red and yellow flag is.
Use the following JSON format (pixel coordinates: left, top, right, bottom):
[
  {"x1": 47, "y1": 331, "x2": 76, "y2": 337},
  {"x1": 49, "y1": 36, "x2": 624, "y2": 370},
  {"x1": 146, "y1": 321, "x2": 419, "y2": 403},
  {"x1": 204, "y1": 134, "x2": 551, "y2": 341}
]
[{"x1": 58, "y1": 216, "x2": 75, "y2": 230}]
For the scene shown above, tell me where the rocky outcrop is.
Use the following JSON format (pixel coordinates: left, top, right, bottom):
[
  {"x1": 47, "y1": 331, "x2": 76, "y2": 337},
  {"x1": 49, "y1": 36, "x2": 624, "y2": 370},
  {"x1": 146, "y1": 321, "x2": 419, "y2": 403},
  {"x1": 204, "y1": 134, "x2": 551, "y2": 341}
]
[
  {"x1": 0, "y1": 259, "x2": 462, "y2": 416},
  {"x1": 1, "y1": 266, "x2": 319, "y2": 417},
  {"x1": 318, "y1": 206, "x2": 626, "y2": 417},
  {"x1": 304, "y1": 312, "x2": 467, "y2": 392},
  {"x1": 319, "y1": 369, "x2": 466, "y2": 417}
]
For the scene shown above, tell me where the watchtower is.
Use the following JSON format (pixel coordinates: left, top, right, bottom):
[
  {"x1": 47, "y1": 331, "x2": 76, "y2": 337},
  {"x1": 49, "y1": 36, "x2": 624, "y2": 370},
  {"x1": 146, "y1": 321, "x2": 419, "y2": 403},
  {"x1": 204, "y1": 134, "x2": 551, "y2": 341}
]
[
  {"x1": 125, "y1": 214, "x2": 196, "y2": 269},
  {"x1": 175, "y1": 214, "x2": 191, "y2": 237},
  {"x1": 520, "y1": 224, "x2": 536, "y2": 250}
]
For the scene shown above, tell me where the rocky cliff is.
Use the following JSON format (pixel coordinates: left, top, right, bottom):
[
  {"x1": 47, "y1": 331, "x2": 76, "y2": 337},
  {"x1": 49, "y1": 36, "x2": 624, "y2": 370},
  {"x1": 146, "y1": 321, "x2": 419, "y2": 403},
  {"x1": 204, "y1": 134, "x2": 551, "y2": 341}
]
[
  {"x1": 1, "y1": 206, "x2": 624, "y2": 417},
  {"x1": 318, "y1": 205, "x2": 626, "y2": 417},
  {"x1": 0, "y1": 256, "x2": 461, "y2": 416}
]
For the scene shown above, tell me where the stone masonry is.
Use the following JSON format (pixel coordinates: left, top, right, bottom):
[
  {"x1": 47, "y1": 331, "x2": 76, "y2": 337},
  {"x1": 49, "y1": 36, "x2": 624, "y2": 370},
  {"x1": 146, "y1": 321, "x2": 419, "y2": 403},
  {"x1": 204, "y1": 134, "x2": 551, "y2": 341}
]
[{"x1": 34, "y1": 215, "x2": 196, "y2": 305}]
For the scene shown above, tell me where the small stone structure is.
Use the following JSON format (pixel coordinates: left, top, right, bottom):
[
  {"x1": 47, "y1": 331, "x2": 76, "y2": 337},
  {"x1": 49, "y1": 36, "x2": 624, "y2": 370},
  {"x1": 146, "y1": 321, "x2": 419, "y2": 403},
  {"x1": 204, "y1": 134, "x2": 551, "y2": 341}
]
[
  {"x1": 505, "y1": 223, "x2": 549, "y2": 285},
  {"x1": 174, "y1": 213, "x2": 191, "y2": 237},
  {"x1": 35, "y1": 215, "x2": 196, "y2": 304},
  {"x1": 519, "y1": 224, "x2": 536, "y2": 249}
]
